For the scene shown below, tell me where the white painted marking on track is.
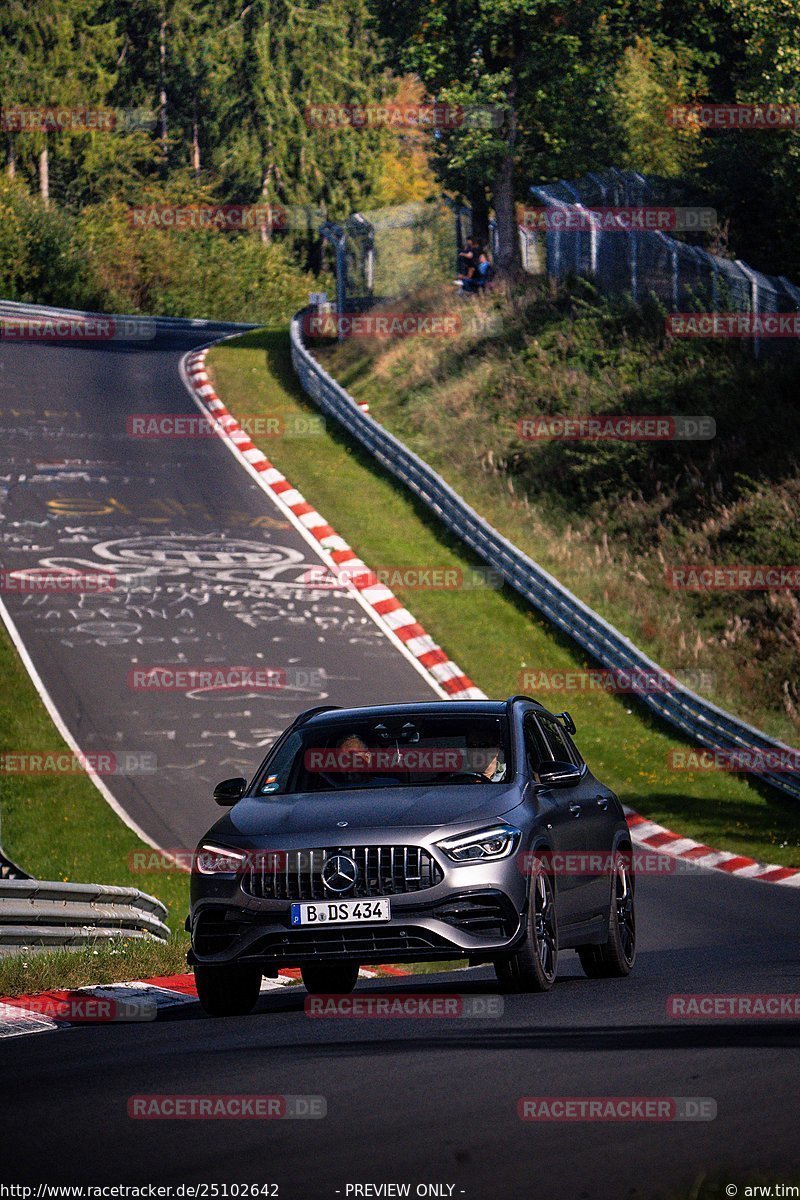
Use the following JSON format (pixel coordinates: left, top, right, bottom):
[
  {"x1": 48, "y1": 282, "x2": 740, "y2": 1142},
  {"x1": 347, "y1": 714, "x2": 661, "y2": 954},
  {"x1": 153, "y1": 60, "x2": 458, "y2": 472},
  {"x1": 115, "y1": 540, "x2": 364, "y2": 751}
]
[{"x1": 178, "y1": 347, "x2": 458, "y2": 700}]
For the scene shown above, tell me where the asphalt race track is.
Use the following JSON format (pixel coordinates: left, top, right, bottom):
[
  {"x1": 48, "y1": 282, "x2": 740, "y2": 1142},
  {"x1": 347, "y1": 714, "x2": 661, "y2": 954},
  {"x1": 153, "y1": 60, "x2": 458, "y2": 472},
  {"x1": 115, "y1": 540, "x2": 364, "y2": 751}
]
[
  {"x1": 2, "y1": 313, "x2": 799, "y2": 1198},
  {"x1": 0, "y1": 316, "x2": 433, "y2": 850},
  {"x1": 3, "y1": 873, "x2": 800, "y2": 1198}
]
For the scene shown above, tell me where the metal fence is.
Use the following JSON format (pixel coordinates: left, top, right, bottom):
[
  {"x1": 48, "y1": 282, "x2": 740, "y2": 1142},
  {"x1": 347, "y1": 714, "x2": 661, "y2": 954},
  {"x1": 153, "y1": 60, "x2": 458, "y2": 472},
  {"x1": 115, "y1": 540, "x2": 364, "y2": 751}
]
[
  {"x1": 531, "y1": 168, "x2": 800, "y2": 358},
  {"x1": 322, "y1": 200, "x2": 457, "y2": 312},
  {"x1": 321, "y1": 171, "x2": 800, "y2": 352},
  {"x1": 322, "y1": 197, "x2": 547, "y2": 315},
  {"x1": 290, "y1": 307, "x2": 800, "y2": 802}
]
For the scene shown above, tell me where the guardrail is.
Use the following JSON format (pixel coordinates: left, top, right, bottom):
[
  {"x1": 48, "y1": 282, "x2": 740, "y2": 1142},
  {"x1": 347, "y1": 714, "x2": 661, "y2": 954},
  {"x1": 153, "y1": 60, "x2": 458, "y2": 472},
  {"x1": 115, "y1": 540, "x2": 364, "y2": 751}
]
[
  {"x1": 290, "y1": 308, "x2": 800, "y2": 802},
  {"x1": 0, "y1": 880, "x2": 170, "y2": 949},
  {"x1": 0, "y1": 298, "x2": 254, "y2": 338}
]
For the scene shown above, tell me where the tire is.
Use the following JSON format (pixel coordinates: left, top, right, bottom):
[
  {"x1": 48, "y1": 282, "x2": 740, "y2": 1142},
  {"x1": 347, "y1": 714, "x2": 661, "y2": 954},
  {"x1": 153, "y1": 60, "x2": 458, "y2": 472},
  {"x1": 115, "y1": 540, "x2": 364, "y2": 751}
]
[
  {"x1": 494, "y1": 860, "x2": 558, "y2": 992},
  {"x1": 301, "y1": 962, "x2": 360, "y2": 995},
  {"x1": 578, "y1": 850, "x2": 636, "y2": 979},
  {"x1": 194, "y1": 963, "x2": 262, "y2": 1017}
]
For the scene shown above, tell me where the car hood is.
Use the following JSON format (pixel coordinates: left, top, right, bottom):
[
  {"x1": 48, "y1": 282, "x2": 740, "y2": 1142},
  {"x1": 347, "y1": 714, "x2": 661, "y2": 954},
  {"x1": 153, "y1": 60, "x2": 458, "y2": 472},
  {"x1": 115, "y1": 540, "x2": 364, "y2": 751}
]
[{"x1": 206, "y1": 783, "x2": 523, "y2": 843}]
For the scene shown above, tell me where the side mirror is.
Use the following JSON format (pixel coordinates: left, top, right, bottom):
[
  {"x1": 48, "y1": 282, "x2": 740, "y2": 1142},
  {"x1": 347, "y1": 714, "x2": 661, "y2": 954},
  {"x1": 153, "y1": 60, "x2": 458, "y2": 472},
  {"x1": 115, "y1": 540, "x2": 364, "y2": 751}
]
[
  {"x1": 213, "y1": 777, "x2": 247, "y2": 806},
  {"x1": 536, "y1": 760, "x2": 582, "y2": 788}
]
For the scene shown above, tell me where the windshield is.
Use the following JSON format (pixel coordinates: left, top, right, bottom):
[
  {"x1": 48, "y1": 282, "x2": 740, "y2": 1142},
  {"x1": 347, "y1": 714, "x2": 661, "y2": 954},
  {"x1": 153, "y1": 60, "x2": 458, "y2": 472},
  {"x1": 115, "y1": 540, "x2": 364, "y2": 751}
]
[{"x1": 253, "y1": 714, "x2": 511, "y2": 795}]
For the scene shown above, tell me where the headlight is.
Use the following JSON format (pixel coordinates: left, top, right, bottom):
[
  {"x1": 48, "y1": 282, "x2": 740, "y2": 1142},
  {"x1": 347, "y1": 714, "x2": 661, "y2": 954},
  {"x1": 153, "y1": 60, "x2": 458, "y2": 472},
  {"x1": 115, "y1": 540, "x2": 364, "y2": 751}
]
[
  {"x1": 194, "y1": 843, "x2": 249, "y2": 875},
  {"x1": 436, "y1": 825, "x2": 520, "y2": 863}
]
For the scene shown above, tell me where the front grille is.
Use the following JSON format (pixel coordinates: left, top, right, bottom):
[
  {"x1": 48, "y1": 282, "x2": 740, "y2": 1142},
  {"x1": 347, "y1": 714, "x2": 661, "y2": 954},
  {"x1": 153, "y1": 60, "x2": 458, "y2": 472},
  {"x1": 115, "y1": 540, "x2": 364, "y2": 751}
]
[{"x1": 244, "y1": 845, "x2": 443, "y2": 901}]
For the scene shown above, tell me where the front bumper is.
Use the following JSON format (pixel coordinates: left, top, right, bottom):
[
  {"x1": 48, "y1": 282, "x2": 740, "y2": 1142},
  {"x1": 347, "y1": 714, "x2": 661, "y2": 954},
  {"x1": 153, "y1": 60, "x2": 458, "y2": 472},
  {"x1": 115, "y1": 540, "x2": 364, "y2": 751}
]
[{"x1": 188, "y1": 887, "x2": 525, "y2": 968}]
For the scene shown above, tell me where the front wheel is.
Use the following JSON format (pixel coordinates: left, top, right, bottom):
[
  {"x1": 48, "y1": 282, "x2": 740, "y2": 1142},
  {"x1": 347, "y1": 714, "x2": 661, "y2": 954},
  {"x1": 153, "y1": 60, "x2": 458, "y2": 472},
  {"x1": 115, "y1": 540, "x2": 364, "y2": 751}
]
[
  {"x1": 194, "y1": 963, "x2": 262, "y2": 1017},
  {"x1": 578, "y1": 852, "x2": 636, "y2": 979},
  {"x1": 494, "y1": 861, "x2": 558, "y2": 992},
  {"x1": 301, "y1": 962, "x2": 360, "y2": 994}
]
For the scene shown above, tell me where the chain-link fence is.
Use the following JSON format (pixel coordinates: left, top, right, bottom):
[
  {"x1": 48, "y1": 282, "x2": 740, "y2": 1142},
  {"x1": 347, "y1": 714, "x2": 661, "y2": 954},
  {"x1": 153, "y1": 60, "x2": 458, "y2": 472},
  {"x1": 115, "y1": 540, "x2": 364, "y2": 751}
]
[
  {"x1": 324, "y1": 196, "x2": 545, "y2": 314},
  {"x1": 530, "y1": 168, "x2": 800, "y2": 358},
  {"x1": 327, "y1": 200, "x2": 457, "y2": 309},
  {"x1": 320, "y1": 169, "x2": 799, "y2": 358}
]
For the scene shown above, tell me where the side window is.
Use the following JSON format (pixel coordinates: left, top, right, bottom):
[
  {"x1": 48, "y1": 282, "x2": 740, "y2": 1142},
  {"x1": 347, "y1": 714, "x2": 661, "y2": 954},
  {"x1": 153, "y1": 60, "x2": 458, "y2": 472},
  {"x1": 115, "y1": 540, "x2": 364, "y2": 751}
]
[
  {"x1": 524, "y1": 715, "x2": 550, "y2": 770},
  {"x1": 539, "y1": 716, "x2": 573, "y2": 763}
]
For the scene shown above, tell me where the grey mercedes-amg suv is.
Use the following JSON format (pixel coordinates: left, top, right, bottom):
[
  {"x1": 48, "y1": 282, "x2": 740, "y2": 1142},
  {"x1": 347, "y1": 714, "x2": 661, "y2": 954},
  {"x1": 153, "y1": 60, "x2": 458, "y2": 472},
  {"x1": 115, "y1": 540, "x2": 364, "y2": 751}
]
[{"x1": 189, "y1": 696, "x2": 636, "y2": 1015}]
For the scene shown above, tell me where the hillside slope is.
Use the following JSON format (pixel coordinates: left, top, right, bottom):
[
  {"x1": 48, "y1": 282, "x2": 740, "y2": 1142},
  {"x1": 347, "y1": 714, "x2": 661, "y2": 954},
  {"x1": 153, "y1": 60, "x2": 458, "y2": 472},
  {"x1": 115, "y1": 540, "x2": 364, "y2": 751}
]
[{"x1": 316, "y1": 281, "x2": 800, "y2": 747}]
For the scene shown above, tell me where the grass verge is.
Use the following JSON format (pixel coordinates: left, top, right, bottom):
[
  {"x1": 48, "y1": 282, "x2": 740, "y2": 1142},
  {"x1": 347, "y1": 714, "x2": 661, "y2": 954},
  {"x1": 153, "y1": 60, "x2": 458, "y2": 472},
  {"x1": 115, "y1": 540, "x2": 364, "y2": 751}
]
[
  {"x1": 0, "y1": 618, "x2": 190, "y2": 997},
  {"x1": 207, "y1": 327, "x2": 800, "y2": 868},
  {"x1": 0, "y1": 939, "x2": 189, "y2": 998}
]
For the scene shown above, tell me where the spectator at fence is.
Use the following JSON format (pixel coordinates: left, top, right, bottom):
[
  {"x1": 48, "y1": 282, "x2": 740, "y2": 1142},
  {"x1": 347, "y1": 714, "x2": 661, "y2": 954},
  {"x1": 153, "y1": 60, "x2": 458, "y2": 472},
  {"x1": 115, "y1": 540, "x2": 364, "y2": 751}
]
[
  {"x1": 459, "y1": 247, "x2": 494, "y2": 294},
  {"x1": 457, "y1": 236, "x2": 479, "y2": 284},
  {"x1": 475, "y1": 251, "x2": 495, "y2": 291}
]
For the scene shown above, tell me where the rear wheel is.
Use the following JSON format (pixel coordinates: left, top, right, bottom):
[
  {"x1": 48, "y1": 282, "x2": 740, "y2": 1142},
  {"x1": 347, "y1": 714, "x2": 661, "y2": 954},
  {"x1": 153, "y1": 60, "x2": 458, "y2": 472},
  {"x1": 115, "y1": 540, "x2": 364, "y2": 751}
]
[
  {"x1": 494, "y1": 861, "x2": 558, "y2": 992},
  {"x1": 578, "y1": 852, "x2": 636, "y2": 978},
  {"x1": 300, "y1": 962, "x2": 360, "y2": 994},
  {"x1": 194, "y1": 963, "x2": 262, "y2": 1017}
]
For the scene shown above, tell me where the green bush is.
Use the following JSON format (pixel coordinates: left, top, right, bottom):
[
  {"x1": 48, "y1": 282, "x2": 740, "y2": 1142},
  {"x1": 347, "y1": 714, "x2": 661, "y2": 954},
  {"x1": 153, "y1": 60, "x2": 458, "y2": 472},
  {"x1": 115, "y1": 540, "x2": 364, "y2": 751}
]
[{"x1": 0, "y1": 178, "x2": 322, "y2": 322}]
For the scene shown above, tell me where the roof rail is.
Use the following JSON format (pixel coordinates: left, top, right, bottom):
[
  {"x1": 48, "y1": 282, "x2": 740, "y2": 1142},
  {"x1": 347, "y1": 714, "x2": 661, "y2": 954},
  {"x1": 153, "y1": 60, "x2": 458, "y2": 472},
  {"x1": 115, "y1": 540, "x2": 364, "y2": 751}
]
[
  {"x1": 292, "y1": 705, "x2": 341, "y2": 728},
  {"x1": 505, "y1": 694, "x2": 546, "y2": 710}
]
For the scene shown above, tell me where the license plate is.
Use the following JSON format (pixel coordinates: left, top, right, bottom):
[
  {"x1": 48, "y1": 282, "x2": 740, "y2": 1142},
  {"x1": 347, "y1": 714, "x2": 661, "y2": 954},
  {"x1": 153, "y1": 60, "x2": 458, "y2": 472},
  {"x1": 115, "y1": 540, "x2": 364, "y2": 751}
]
[{"x1": 290, "y1": 898, "x2": 391, "y2": 926}]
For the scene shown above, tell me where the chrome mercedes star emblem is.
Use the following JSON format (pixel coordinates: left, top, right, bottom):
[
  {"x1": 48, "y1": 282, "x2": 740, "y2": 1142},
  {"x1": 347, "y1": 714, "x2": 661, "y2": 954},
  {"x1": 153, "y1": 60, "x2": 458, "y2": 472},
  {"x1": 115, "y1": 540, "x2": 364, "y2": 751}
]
[
  {"x1": 321, "y1": 854, "x2": 358, "y2": 894},
  {"x1": 337, "y1": 820, "x2": 349, "y2": 828}
]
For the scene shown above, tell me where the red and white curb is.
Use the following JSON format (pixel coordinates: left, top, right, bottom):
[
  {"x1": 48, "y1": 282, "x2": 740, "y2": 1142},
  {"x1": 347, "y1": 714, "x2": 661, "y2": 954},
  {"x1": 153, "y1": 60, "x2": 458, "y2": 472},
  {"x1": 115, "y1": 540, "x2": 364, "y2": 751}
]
[
  {"x1": 182, "y1": 347, "x2": 484, "y2": 701},
  {"x1": 0, "y1": 965, "x2": 411, "y2": 1040},
  {"x1": 625, "y1": 806, "x2": 800, "y2": 887}
]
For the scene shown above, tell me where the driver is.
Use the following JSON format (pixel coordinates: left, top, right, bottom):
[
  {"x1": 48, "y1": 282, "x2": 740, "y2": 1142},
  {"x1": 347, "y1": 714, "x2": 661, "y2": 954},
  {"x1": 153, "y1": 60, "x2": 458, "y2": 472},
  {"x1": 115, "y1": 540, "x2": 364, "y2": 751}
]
[
  {"x1": 322, "y1": 733, "x2": 402, "y2": 789},
  {"x1": 464, "y1": 729, "x2": 506, "y2": 781}
]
